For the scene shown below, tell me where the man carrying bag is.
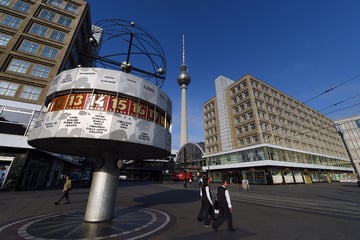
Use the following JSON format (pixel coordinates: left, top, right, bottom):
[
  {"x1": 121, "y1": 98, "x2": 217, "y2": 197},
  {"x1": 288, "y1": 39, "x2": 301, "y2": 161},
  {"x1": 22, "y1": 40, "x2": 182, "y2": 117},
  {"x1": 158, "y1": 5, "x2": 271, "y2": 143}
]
[{"x1": 212, "y1": 178, "x2": 236, "y2": 232}]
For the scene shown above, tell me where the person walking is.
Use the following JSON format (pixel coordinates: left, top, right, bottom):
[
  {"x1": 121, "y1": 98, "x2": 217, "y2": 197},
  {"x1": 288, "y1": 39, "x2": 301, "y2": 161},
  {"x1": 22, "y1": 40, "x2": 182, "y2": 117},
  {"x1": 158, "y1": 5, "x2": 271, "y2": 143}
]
[
  {"x1": 212, "y1": 179, "x2": 236, "y2": 232},
  {"x1": 54, "y1": 175, "x2": 72, "y2": 205},
  {"x1": 197, "y1": 177, "x2": 214, "y2": 227}
]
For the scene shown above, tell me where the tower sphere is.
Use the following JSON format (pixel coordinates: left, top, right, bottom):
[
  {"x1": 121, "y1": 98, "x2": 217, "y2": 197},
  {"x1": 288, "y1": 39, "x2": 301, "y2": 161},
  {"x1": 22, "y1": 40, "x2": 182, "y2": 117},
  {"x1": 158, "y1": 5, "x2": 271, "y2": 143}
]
[{"x1": 177, "y1": 65, "x2": 191, "y2": 86}]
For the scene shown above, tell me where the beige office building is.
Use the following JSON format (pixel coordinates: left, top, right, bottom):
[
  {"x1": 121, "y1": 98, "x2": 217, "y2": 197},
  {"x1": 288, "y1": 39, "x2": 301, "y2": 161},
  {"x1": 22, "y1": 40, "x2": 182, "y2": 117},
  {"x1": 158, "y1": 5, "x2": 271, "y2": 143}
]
[
  {"x1": 203, "y1": 75, "x2": 354, "y2": 184},
  {"x1": 0, "y1": 0, "x2": 94, "y2": 190}
]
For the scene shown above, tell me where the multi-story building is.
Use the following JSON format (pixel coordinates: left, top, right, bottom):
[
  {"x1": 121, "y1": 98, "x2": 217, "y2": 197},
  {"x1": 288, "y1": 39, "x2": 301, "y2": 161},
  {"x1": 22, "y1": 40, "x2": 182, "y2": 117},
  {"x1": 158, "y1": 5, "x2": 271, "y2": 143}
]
[
  {"x1": 335, "y1": 115, "x2": 360, "y2": 179},
  {"x1": 203, "y1": 75, "x2": 355, "y2": 184},
  {"x1": 0, "y1": 0, "x2": 95, "y2": 190}
]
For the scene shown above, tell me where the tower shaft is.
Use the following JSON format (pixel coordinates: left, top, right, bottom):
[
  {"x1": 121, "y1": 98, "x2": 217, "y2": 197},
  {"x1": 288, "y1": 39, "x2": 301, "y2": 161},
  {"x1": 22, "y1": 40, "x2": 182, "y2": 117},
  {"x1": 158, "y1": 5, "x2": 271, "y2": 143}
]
[{"x1": 180, "y1": 84, "x2": 188, "y2": 146}]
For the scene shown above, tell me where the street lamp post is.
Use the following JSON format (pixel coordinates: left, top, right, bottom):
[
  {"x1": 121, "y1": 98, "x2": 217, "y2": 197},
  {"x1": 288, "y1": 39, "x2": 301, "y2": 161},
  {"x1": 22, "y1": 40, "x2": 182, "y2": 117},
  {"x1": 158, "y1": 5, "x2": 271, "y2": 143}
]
[{"x1": 335, "y1": 124, "x2": 360, "y2": 180}]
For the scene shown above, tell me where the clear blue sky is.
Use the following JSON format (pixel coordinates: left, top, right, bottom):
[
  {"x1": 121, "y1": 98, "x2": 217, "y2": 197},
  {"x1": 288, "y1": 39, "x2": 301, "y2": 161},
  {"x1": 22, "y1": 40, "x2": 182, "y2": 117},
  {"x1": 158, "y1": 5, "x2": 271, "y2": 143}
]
[{"x1": 86, "y1": 0, "x2": 360, "y2": 151}]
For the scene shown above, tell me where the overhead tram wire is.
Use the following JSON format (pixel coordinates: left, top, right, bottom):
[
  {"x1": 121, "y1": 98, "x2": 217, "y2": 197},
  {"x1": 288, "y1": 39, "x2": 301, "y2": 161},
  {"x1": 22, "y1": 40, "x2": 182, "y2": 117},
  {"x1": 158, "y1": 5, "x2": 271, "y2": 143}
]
[
  {"x1": 317, "y1": 94, "x2": 360, "y2": 112},
  {"x1": 324, "y1": 101, "x2": 360, "y2": 116},
  {"x1": 303, "y1": 73, "x2": 360, "y2": 104}
]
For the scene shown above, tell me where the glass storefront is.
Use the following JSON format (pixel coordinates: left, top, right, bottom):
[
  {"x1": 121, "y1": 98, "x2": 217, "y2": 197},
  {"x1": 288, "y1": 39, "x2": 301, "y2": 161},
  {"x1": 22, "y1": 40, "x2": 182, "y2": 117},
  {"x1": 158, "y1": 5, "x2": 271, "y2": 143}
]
[
  {"x1": 205, "y1": 145, "x2": 354, "y2": 185},
  {"x1": 206, "y1": 146, "x2": 352, "y2": 170}
]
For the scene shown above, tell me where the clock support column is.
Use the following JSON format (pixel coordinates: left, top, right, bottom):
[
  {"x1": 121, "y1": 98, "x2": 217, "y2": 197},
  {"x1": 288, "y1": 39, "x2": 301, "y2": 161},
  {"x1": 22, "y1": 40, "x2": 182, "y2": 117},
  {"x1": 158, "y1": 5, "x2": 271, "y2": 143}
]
[{"x1": 84, "y1": 154, "x2": 120, "y2": 222}]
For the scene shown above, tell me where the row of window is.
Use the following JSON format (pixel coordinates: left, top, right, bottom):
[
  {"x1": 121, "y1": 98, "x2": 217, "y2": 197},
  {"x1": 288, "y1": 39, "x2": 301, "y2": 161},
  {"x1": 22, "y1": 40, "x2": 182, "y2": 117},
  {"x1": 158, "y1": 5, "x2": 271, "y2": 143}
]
[
  {"x1": 29, "y1": 23, "x2": 66, "y2": 42},
  {"x1": 38, "y1": 8, "x2": 73, "y2": 27},
  {"x1": 0, "y1": 15, "x2": 22, "y2": 29},
  {"x1": 6, "y1": 58, "x2": 51, "y2": 79},
  {"x1": 47, "y1": 0, "x2": 79, "y2": 14},
  {"x1": 205, "y1": 118, "x2": 216, "y2": 127},
  {"x1": 205, "y1": 126, "x2": 217, "y2": 136},
  {"x1": 262, "y1": 131, "x2": 344, "y2": 157},
  {"x1": 250, "y1": 77, "x2": 330, "y2": 123},
  {"x1": 257, "y1": 107, "x2": 335, "y2": 137},
  {"x1": 204, "y1": 110, "x2": 215, "y2": 119},
  {"x1": 0, "y1": 80, "x2": 42, "y2": 101},
  {"x1": 1, "y1": 0, "x2": 31, "y2": 14},
  {"x1": 236, "y1": 122, "x2": 256, "y2": 134},
  {"x1": 239, "y1": 135, "x2": 259, "y2": 146},
  {"x1": 231, "y1": 89, "x2": 249, "y2": 103},
  {"x1": 230, "y1": 80, "x2": 248, "y2": 94},
  {"x1": 0, "y1": 11, "x2": 72, "y2": 32},
  {"x1": 260, "y1": 117, "x2": 341, "y2": 148},
  {"x1": 19, "y1": 39, "x2": 59, "y2": 59},
  {"x1": 206, "y1": 136, "x2": 217, "y2": 144},
  {"x1": 204, "y1": 101, "x2": 215, "y2": 112},
  {"x1": 206, "y1": 145, "x2": 218, "y2": 153},
  {"x1": 0, "y1": 22, "x2": 67, "y2": 47},
  {"x1": 235, "y1": 111, "x2": 253, "y2": 124},
  {"x1": 233, "y1": 100, "x2": 251, "y2": 113}
]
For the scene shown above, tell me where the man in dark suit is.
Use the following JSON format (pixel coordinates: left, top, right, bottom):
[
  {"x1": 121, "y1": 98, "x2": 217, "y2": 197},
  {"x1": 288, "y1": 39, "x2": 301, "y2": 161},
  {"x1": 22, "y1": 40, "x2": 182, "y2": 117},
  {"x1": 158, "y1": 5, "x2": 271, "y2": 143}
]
[
  {"x1": 212, "y1": 179, "x2": 236, "y2": 232},
  {"x1": 197, "y1": 177, "x2": 214, "y2": 227}
]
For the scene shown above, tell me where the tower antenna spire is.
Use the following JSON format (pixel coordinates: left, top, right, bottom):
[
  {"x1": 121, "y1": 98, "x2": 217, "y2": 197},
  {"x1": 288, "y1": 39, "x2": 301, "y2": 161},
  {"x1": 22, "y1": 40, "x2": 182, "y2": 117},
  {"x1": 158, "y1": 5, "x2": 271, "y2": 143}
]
[{"x1": 182, "y1": 34, "x2": 185, "y2": 65}]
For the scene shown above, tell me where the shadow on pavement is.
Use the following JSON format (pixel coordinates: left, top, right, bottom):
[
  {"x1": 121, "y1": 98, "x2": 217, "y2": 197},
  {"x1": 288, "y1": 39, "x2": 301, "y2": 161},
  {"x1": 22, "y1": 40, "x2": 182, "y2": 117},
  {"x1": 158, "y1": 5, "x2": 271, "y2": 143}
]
[{"x1": 133, "y1": 189, "x2": 199, "y2": 207}]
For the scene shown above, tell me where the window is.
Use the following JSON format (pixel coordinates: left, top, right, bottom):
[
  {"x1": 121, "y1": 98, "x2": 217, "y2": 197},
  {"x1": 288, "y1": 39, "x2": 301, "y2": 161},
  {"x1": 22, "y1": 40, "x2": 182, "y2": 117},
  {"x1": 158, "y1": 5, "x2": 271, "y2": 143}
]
[
  {"x1": 242, "y1": 114, "x2": 247, "y2": 121},
  {"x1": 0, "y1": 81, "x2": 19, "y2": 96},
  {"x1": 29, "y1": 23, "x2": 48, "y2": 37},
  {"x1": 355, "y1": 119, "x2": 360, "y2": 128},
  {"x1": 20, "y1": 85, "x2": 41, "y2": 101},
  {"x1": 49, "y1": 29, "x2": 65, "y2": 42},
  {"x1": 65, "y1": 2, "x2": 78, "y2": 13},
  {"x1": 31, "y1": 64, "x2": 51, "y2": 78},
  {"x1": 39, "y1": 9, "x2": 56, "y2": 21},
  {"x1": 8, "y1": 59, "x2": 30, "y2": 73},
  {"x1": 41, "y1": 46, "x2": 58, "y2": 59},
  {"x1": 19, "y1": 40, "x2": 39, "y2": 54},
  {"x1": 1, "y1": 15, "x2": 21, "y2": 29},
  {"x1": 57, "y1": 15, "x2": 72, "y2": 27},
  {"x1": 0, "y1": 0, "x2": 11, "y2": 6},
  {"x1": 0, "y1": 33, "x2": 11, "y2": 46},
  {"x1": 244, "y1": 90, "x2": 249, "y2": 97},
  {"x1": 237, "y1": 127, "x2": 242, "y2": 134},
  {"x1": 244, "y1": 125, "x2": 249, "y2": 132},
  {"x1": 47, "y1": 0, "x2": 62, "y2": 8},
  {"x1": 13, "y1": 0, "x2": 31, "y2": 13}
]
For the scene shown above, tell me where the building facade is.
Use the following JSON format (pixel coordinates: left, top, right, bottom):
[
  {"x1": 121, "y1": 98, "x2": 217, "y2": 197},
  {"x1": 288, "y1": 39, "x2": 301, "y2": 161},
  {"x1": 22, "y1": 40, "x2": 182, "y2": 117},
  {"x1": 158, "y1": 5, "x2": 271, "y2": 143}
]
[
  {"x1": 335, "y1": 115, "x2": 360, "y2": 179},
  {"x1": 0, "y1": 0, "x2": 94, "y2": 190},
  {"x1": 203, "y1": 75, "x2": 354, "y2": 184}
]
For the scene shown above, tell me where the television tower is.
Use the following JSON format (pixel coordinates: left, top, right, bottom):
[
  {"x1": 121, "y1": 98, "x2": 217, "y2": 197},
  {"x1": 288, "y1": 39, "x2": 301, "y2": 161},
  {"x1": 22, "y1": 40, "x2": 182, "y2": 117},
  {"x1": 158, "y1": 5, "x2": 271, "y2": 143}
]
[{"x1": 177, "y1": 34, "x2": 191, "y2": 147}]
